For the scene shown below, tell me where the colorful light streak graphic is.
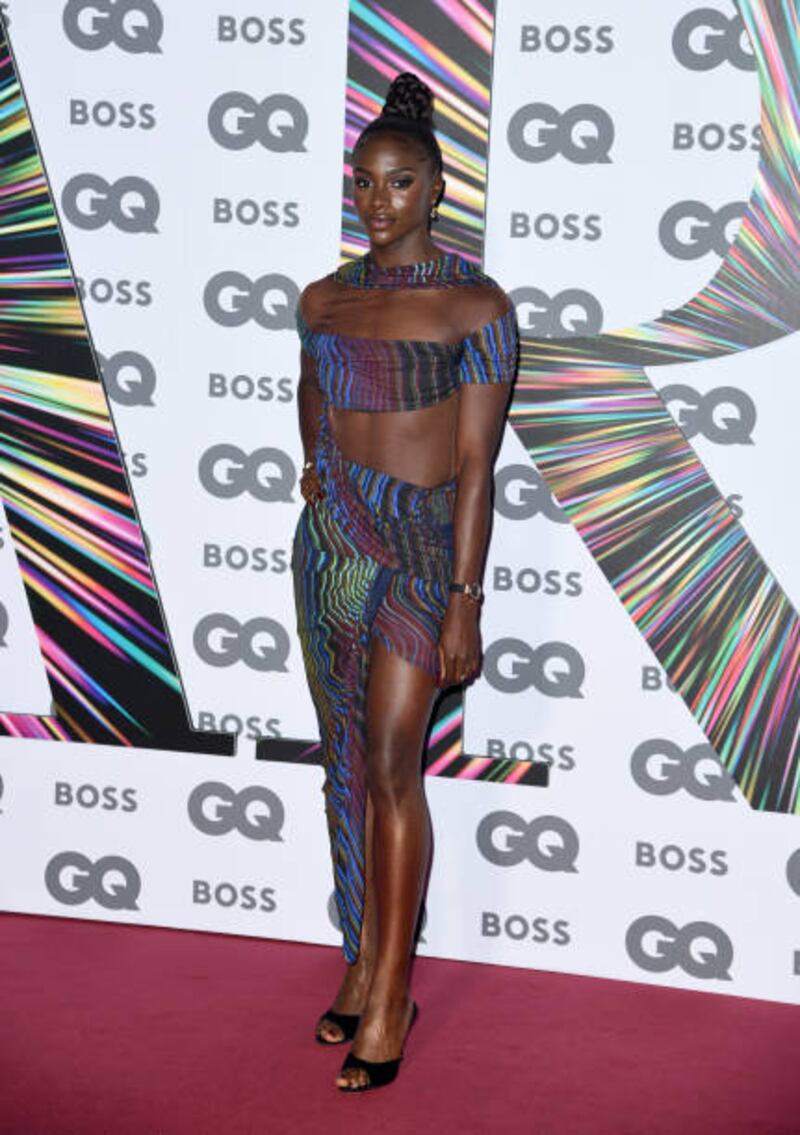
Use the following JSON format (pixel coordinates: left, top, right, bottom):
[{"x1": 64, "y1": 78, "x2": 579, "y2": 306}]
[
  {"x1": 0, "y1": 30, "x2": 231, "y2": 754},
  {"x1": 511, "y1": 0, "x2": 800, "y2": 812},
  {"x1": 341, "y1": 0, "x2": 492, "y2": 263}
]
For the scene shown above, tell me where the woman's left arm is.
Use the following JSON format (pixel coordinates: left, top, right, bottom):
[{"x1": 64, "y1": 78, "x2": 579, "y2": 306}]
[{"x1": 437, "y1": 381, "x2": 512, "y2": 687}]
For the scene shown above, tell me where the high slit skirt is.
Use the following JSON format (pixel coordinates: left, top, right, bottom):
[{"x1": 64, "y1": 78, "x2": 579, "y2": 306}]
[{"x1": 291, "y1": 412, "x2": 455, "y2": 961}]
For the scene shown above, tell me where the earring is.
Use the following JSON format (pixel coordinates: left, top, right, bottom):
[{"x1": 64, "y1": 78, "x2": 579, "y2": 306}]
[{"x1": 430, "y1": 205, "x2": 440, "y2": 222}]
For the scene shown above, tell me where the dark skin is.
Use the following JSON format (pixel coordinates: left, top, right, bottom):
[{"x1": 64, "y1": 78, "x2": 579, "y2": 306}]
[{"x1": 296, "y1": 132, "x2": 512, "y2": 1088}]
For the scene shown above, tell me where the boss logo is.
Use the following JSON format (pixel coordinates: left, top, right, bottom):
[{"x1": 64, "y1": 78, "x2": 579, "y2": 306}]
[
  {"x1": 208, "y1": 92, "x2": 308, "y2": 152},
  {"x1": 192, "y1": 879, "x2": 277, "y2": 912},
  {"x1": 208, "y1": 372, "x2": 294, "y2": 403},
  {"x1": 625, "y1": 916, "x2": 733, "y2": 981},
  {"x1": 204, "y1": 271, "x2": 299, "y2": 329},
  {"x1": 635, "y1": 841, "x2": 728, "y2": 876},
  {"x1": 193, "y1": 614, "x2": 290, "y2": 672},
  {"x1": 476, "y1": 812, "x2": 579, "y2": 872},
  {"x1": 217, "y1": 15, "x2": 306, "y2": 45},
  {"x1": 54, "y1": 782, "x2": 138, "y2": 812},
  {"x1": 198, "y1": 444, "x2": 295, "y2": 502},
  {"x1": 510, "y1": 212, "x2": 602, "y2": 242},
  {"x1": 0, "y1": 600, "x2": 9, "y2": 646},
  {"x1": 672, "y1": 122, "x2": 761, "y2": 153},
  {"x1": 75, "y1": 276, "x2": 152, "y2": 306},
  {"x1": 0, "y1": 772, "x2": 5, "y2": 810},
  {"x1": 630, "y1": 739, "x2": 735, "y2": 801},
  {"x1": 509, "y1": 286, "x2": 603, "y2": 338},
  {"x1": 493, "y1": 566, "x2": 583, "y2": 598},
  {"x1": 672, "y1": 8, "x2": 755, "y2": 72},
  {"x1": 212, "y1": 198, "x2": 300, "y2": 229},
  {"x1": 508, "y1": 103, "x2": 614, "y2": 165},
  {"x1": 69, "y1": 99, "x2": 156, "y2": 130},
  {"x1": 485, "y1": 739, "x2": 577, "y2": 772},
  {"x1": 659, "y1": 200, "x2": 747, "y2": 260},
  {"x1": 786, "y1": 849, "x2": 800, "y2": 897},
  {"x1": 481, "y1": 912, "x2": 571, "y2": 945},
  {"x1": 659, "y1": 384, "x2": 755, "y2": 445},
  {"x1": 45, "y1": 851, "x2": 141, "y2": 910},
  {"x1": 196, "y1": 712, "x2": 281, "y2": 740},
  {"x1": 494, "y1": 465, "x2": 568, "y2": 524},
  {"x1": 187, "y1": 781, "x2": 284, "y2": 842},
  {"x1": 202, "y1": 544, "x2": 289, "y2": 574},
  {"x1": 482, "y1": 639, "x2": 585, "y2": 698},
  {"x1": 97, "y1": 350, "x2": 156, "y2": 407},
  {"x1": 520, "y1": 24, "x2": 613, "y2": 54},
  {"x1": 61, "y1": 174, "x2": 160, "y2": 234},
  {"x1": 642, "y1": 667, "x2": 678, "y2": 693},
  {"x1": 63, "y1": 0, "x2": 163, "y2": 54}
]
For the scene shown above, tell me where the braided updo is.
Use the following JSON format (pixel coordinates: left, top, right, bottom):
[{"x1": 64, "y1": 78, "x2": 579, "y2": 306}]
[{"x1": 354, "y1": 72, "x2": 444, "y2": 175}]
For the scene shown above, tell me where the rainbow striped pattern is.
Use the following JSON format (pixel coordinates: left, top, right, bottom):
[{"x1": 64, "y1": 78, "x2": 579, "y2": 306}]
[
  {"x1": 0, "y1": 30, "x2": 230, "y2": 753},
  {"x1": 512, "y1": 0, "x2": 800, "y2": 812},
  {"x1": 342, "y1": 0, "x2": 493, "y2": 263},
  {"x1": 297, "y1": 252, "x2": 518, "y2": 411}
]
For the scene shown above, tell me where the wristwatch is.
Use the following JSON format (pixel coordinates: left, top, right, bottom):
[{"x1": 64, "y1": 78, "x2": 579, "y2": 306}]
[{"x1": 449, "y1": 581, "x2": 484, "y2": 602}]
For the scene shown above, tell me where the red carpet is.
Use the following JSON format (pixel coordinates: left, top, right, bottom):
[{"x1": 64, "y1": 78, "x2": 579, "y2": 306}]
[{"x1": 0, "y1": 913, "x2": 797, "y2": 1135}]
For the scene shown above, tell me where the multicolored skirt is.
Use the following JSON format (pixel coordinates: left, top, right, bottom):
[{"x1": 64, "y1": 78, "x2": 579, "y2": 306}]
[{"x1": 291, "y1": 413, "x2": 455, "y2": 961}]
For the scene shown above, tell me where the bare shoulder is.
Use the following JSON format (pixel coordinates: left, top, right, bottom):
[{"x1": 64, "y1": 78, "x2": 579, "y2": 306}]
[
  {"x1": 298, "y1": 273, "x2": 338, "y2": 324},
  {"x1": 455, "y1": 281, "x2": 514, "y2": 338}
]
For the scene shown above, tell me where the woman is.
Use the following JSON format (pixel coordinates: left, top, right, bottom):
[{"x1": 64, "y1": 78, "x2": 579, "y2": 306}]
[{"x1": 292, "y1": 72, "x2": 518, "y2": 1092}]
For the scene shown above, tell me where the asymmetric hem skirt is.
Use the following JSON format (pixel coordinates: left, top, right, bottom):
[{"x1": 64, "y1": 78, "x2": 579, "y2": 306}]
[{"x1": 291, "y1": 414, "x2": 454, "y2": 961}]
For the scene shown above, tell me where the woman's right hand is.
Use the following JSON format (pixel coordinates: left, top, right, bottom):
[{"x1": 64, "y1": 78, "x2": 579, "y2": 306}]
[{"x1": 300, "y1": 463, "x2": 325, "y2": 505}]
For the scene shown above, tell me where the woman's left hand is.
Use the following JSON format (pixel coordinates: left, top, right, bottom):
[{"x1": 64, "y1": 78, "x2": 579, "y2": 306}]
[{"x1": 436, "y1": 597, "x2": 482, "y2": 687}]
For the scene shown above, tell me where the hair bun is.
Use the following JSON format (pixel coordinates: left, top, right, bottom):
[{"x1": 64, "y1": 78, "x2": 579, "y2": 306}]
[{"x1": 381, "y1": 72, "x2": 434, "y2": 124}]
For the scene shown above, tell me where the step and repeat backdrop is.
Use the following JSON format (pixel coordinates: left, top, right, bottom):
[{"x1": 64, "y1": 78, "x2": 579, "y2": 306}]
[{"x1": 1, "y1": 0, "x2": 799, "y2": 1005}]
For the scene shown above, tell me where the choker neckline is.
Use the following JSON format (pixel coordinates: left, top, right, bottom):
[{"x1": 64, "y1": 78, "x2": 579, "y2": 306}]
[{"x1": 334, "y1": 250, "x2": 475, "y2": 290}]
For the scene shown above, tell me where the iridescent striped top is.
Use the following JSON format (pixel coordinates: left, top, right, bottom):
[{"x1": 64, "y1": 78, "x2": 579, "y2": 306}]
[{"x1": 295, "y1": 253, "x2": 519, "y2": 412}]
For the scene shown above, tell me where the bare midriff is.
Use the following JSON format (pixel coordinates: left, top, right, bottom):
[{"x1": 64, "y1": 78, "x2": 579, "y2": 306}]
[{"x1": 329, "y1": 395, "x2": 459, "y2": 487}]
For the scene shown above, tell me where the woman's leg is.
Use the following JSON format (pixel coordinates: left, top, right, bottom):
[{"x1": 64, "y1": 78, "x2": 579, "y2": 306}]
[{"x1": 336, "y1": 637, "x2": 437, "y2": 1088}]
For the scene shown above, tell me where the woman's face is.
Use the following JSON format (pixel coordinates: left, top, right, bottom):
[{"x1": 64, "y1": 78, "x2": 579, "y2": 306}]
[{"x1": 353, "y1": 133, "x2": 442, "y2": 255}]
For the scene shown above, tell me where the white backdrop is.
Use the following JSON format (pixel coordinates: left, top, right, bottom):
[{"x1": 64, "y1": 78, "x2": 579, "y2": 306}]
[{"x1": 1, "y1": 0, "x2": 799, "y2": 1006}]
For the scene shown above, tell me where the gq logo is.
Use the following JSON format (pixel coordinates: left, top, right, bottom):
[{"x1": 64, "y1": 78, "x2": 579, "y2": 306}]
[
  {"x1": 476, "y1": 812, "x2": 579, "y2": 872},
  {"x1": 659, "y1": 200, "x2": 747, "y2": 260},
  {"x1": 786, "y1": 849, "x2": 800, "y2": 897},
  {"x1": 204, "y1": 272, "x2": 299, "y2": 329},
  {"x1": 193, "y1": 614, "x2": 290, "y2": 672},
  {"x1": 672, "y1": 8, "x2": 755, "y2": 71},
  {"x1": 659, "y1": 384, "x2": 755, "y2": 445},
  {"x1": 61, "y1": 174, "x2": 160, "y2": 234},
  {"x1": 507, "y1": 103, "x2": 614, "y2": 164},
  {"x1": 208, "y1": 92, "x2": 308, "y2": 152},
  {"x1": 625, "y1": 916, "x2": 733, "y2": 981},
  {"x1": 44, "y1": 851, "x2": 141, "y2": 911},
  {"x1": 187, "y1": 781, "x2": 284, "y2": 842},
  {"x1": 0, "y1": 600, "x2": 8, "y2": 646},
  {"x1": 494, "y1": 465, "x2": 568, "y2": 524},
  {"x1": 198, "y1": 444, "x2": 295, "y2": 502},
  {"x1": 98, "y1": 350, "x2": 156, "y2": 407},
  {"x1": 63, "y1": 0, "x2": 163, "y2": 53},
  {"x1": 483, "y1": 639, "x2": 585, "y2": 698},
  {"x1": 510, "y1": 286, "x2": 603, "y2": 338},
  {"x1": 631, "y1": 739, "x2": 735, "y2": 802}
]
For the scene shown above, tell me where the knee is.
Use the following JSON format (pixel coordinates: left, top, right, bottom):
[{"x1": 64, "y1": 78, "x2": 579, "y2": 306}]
[{"x1": 366, "y1": 736, "x2": 422, "y2": 808}]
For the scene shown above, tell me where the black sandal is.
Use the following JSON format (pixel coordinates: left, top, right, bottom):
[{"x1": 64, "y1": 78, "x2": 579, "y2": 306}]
[
  {"x1": 337, "y1": 1002, "x2": 418, "y2": 1091},
  {"x1": 315, "y1": 1008, "x2": 361, "y2": 1045}
]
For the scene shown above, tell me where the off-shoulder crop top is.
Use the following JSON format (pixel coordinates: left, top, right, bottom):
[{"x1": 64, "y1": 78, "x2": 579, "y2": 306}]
[{"x1": 295, "y1": 252, "x2": 519, "y2": 412}]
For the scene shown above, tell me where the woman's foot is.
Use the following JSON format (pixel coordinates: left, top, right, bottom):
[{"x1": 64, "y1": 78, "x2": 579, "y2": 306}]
[
  {"x1": 335, "y1": 991, "x2": 416, "y2": 1089},
  {"x1": 316, "y1": 955, "x2": 374, "y2": 1044}
]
